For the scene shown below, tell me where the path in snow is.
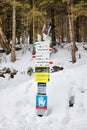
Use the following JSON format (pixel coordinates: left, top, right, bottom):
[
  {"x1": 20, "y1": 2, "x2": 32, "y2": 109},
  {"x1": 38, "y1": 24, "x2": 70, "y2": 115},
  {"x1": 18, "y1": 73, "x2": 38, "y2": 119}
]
[
  {"x1": 0, "y1": 65, "x2": 87, "y2": 130},
  {"x1": 59, "y1": 66, "x2": 87, "y2": 130}
]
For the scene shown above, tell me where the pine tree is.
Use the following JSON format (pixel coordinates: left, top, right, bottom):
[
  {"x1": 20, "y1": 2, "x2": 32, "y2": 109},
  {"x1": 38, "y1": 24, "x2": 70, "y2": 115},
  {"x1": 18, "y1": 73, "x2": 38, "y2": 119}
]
[
  {"x1": 0, "y1": 1, "x2": 11, "y2": 54},
  {"x1": 62, "y1": 0, "x2": 77, "y2": 63},
  {"x1": 11, "y1": 0, "x2": 16, "y2": 62}
]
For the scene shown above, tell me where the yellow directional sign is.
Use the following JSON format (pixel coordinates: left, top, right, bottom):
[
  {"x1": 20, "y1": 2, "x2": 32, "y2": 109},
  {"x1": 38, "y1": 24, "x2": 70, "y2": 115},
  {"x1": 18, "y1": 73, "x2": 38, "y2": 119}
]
[
  {"x1": 35, "y1": 66, "x2": 50, "y2": 82},
  {"x1": 35, "y1": 72, "x2": 50, "y2": 82}
]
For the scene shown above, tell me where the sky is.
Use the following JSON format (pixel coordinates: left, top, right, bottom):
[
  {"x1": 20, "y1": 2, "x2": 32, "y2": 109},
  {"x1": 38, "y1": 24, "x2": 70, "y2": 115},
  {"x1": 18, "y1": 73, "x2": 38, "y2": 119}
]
[{"x1": 0, "y1": 40, "x2": 87, "y2": 130}]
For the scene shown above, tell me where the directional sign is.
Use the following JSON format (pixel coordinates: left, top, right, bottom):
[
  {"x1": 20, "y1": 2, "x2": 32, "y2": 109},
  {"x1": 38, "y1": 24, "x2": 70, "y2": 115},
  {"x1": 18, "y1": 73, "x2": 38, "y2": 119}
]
[
  {"x1": 35, "y1": 53, "x2": 49, "y2": 66},
  {"x1": 34, "y1": 41, "x2": 50, "y2": 48},
  {"x1": 49, "y1": 61, "x2": 53, "y2": 64},
  {"x1": 35, "y1": 53, "x2": 49, "y2": 58},
  {"x1": 35, "y1": 58, "x2": 49, "y2": 66},
  {"x1": 32, "y1": 55, "x2": 36, "y2": 58},
  {"x1": 35, "y1": 42, "x2": 50, "y2": 53},
  {"x1": 35, "y1": 66, "x2": 50, "y2": 82},
  {"x1": 35, "y1": 66, "x2": 50, "y2": 73},
  {"x1": 32, "y1": 43, "x2": 37, "y2": 47},
  {"x1": 36, "y1": 49, "x2": 49, "y2": 53},
  {"x1": 35, "y1": 61, "x2": 49, "y2": 66},
  {"x1": 49, "y1": 48, "x2": 53, "y2": 52},
  {"x1": 35, "y1": 72, "x2": 50, "y2": 83},
  {"x1": 34, "y1": 41, "x2": 50, "y2": 67}
]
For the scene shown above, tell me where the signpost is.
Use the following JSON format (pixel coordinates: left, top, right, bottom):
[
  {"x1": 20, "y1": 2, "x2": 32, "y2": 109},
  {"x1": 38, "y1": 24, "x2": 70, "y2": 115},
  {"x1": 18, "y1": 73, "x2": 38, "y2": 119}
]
[{"x1": 33, "y1": 41, "x2": 51, "y2": 116}]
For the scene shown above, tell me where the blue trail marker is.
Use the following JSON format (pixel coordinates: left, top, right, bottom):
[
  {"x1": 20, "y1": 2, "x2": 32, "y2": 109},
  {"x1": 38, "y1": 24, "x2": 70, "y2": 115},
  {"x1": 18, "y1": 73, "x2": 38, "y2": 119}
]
[{"x1": 36, "y1": 95, "x2": 47, "y2": 116}]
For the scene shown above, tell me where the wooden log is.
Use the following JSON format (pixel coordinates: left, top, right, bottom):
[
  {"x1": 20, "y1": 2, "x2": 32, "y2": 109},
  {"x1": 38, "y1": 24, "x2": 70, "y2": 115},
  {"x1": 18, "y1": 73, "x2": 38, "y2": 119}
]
[
  {"x1": 0, "y1": 72, "x2": 5, "y2": 78},
  {"x1": 51, "y1": 66, "x2": 63, "y2": 72}
]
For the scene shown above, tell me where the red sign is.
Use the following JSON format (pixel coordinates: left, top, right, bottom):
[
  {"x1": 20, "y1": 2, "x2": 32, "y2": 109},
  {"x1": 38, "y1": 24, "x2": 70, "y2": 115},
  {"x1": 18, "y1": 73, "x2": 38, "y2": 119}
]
[
  {"x1": 36, "y1": 106, "x2": 47, "y2": 110},
  {"x1": 32, "y1": 55, "x2": 36, "y2": 58},
  {"x1": 49, "y1": 48, "x2": 53, "y2": 52},
  {"x1": 49, "y1": 61, "x2": 53, "y2": 64}
]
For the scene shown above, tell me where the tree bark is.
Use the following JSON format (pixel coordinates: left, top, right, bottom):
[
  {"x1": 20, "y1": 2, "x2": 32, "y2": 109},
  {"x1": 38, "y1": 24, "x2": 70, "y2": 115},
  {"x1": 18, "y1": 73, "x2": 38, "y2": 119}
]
[
  {"x1": 11, "y1": 3, "x2": 16, "y2": 62},
  {"x1": 32, "y1": 0, "x2": 36, "y2": 54},
  {"x1": 50, "y1": 7, "x2": 56, "y2": 46},
  {"x1": 68, "y1": 1, "x2": 77, "y2": 63},
  {"x1": 75, "y1": 17, "x2": 80, "y2": 42},
  {"x1": 0, "y1": 18, "x2": 11, "y2": 54}
]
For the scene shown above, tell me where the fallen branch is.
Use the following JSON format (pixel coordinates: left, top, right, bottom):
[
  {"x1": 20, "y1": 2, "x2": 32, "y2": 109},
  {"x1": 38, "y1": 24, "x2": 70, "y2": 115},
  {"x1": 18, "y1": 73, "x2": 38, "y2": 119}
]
[
  {"x1": 0, "y1": 67, "x2": 18, "y2": 78},
  {"x1": 51, "y1": 66, "x2": 63, "y2": 73}
]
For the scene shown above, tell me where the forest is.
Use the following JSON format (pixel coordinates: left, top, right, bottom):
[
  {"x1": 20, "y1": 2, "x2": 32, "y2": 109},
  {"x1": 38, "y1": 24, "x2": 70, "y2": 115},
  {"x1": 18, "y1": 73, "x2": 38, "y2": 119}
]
[
  {"x1": 0, "y1": 0, "x2": 87, "y2": 63},
  {"x1": 0, "y1": 1, "x2": 87, "y2": 128}
]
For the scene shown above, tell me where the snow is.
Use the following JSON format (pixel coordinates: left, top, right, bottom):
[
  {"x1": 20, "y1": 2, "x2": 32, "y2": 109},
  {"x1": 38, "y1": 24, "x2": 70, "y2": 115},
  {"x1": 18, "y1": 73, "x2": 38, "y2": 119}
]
[{"x1": 0, "y1": 42, "x2": 87, "y2": 130}]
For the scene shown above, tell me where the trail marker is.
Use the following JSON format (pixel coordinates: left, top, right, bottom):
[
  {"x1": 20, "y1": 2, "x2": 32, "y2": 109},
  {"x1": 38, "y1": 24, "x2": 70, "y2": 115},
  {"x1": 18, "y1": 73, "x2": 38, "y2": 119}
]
[
  {"x1": 32, "y1": 55, "x2": 36, "y2": 58},
  {"x1": 33, "y1": 41, "x2": 53, "y2": 116},
  {"x1": 36, "y1": 95, "x2": 47, "y2": 116}
]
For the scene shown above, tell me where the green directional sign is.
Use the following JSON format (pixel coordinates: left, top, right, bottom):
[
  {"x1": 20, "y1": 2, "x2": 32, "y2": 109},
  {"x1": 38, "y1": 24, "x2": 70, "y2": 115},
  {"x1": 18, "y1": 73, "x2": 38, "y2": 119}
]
[{"x1": 32, "y1": 43, "x2": 37, "y2": 47}]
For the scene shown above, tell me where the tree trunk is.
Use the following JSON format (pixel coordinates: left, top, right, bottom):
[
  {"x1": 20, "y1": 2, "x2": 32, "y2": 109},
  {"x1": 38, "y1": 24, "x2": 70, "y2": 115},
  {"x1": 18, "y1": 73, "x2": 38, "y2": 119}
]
[
  {"x1": 21, "y1": 16, "x2": 25, "y2": 44},
  {"x1": 61, "y1": 15, "x2": 64, "y2": 43},
  {"x1": 30, "y1": 23, "x2": 33, "y2": 44},
  {"x1": 50, "y1": 7, "x2": 56, "y2": 46},
  {"x1": 68, "y1": 1, "x2": 77, "y2": 63},
  {"x1": 75, "y1": 17, "x2": 80, "y2": 42},
  {"x1": 32, "y1": 0, "x2": 36, "y2": 54},
  {"x1": 0, "y1": 18, "x2": 11, "y2": 54},
  {"x1": 29, "y1": 0, "x2": 33, "y2": 45},
  {"x1": 11, "y1": 3, "x2": 16, "y2": 62}
]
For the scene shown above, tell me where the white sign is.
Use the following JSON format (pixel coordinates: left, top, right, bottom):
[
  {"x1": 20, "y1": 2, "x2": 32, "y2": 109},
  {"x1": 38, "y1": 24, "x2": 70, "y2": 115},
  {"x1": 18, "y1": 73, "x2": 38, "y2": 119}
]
[
  {"x1": 35, "y1": 41, "x2": 50, "y2": 68},
  {"x1": 37, "y1": 86, "x2": 46, "y2": 95},
  {"x1": 35, "y1": 61, "x2": 49, "y2": 66},
  {"x1": 35, "y1": 57, "x2": 49, "y2": 66}
]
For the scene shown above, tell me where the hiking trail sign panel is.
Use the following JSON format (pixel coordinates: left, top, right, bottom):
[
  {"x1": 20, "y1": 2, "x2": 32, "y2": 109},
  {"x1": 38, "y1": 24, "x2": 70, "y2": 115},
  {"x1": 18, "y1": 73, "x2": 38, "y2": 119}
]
[{"x1": 35, "y1": 66, "x2": 50, "y2": 83}]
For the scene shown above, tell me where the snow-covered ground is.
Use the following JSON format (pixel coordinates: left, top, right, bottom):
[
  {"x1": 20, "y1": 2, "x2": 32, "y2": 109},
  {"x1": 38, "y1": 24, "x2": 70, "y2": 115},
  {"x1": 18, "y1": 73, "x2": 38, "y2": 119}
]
[{"x1": 0, "y1": 42, "x2": 87, "y2": 130}]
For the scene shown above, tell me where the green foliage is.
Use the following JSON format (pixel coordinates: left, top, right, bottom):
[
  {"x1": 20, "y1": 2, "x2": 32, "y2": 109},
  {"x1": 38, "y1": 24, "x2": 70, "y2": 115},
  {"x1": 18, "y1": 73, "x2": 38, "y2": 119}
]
[
  {"x1": 0, "y1": 0, "x2": 10, "y2": 16},
  {"x1": 28, "y1": 7, "x2": 46, "y2": 25},
  {"x1": 39, "y1": 0, "x2": 54, "y2": 7},
  {"x1": 62, "y1": 0, "x2": 87, "y2": 18},
  {"x1": 0, "y1": 0, "x2": 87, "y2": 47},
  {"x1": 74, "y1": 1, "x2": 87, "y2": 17},
  {"x1": 62, "y1": 0, "x2": 70, "y2": 3}
]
